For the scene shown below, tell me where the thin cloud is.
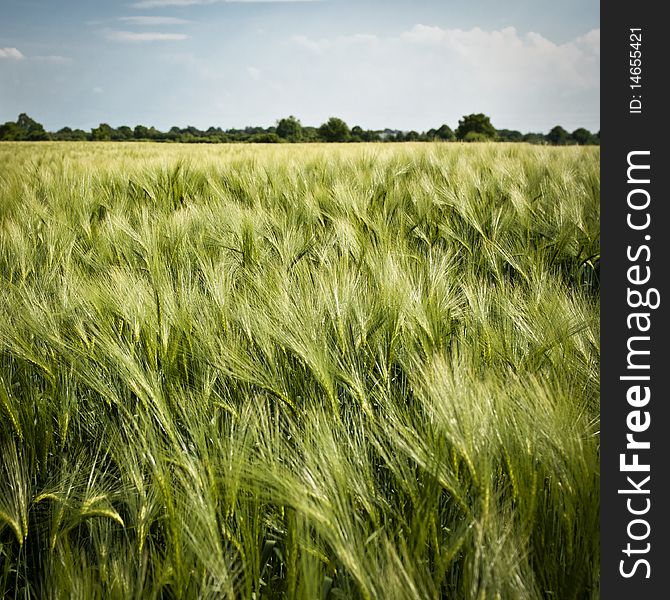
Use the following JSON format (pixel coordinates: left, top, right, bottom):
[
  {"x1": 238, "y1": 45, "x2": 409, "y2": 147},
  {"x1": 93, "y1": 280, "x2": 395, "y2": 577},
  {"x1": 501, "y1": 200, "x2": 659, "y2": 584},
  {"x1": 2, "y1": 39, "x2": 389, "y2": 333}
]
[
  {"x1": 285, "y1": 25, "x2": 599, "y2": 132},
  {"x1": 247, "y1": 65, "x2": 262, "y2": 80},
  {"x1": 118, "y1": 16, "x2": 192, "y2": 25},
  {"x1": 132, "y1": 0, "x2": 207, "y2": 5},
  {"x1": 293, "y1": 25, "x2": 599, "y2": 89},
  {"x1": 0, "y1": 47, "x2": 70, "y2": 63},
  {"x1": 105, "y1": 30, "x2": 190, "y2": 42},
  {"x1": 291, "y1": 33, "x2": 378, "y2": 54},
  {"x1": 398, "y1": 25, "x2": 600, "y2": 88},
  {"x1": 0, "y1": 47, "x2": 25, "y2": 60},
  {"x1": 132, "y1": 0, "x2": 318, "y2": 7},
  {"x1": 33, "y1": 55, "x2": 72, "y2": 64}
]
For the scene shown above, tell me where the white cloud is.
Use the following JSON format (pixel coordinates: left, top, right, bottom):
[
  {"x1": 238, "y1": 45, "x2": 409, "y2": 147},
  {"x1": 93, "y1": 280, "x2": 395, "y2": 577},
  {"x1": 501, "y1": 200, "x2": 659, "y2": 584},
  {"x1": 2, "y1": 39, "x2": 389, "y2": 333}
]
[
  {"x1": 0, "y1": 47, "x2": 25, "y2": 60},
  {"x1": 397, "y1": 25, "x2": 599, "y2": 89},
  {"x1": 0, "y1": 47, "x2": 70, "y2": 63},
  {"x1": 104, "y1": 30, "x2": 190, "y2": 42},
  {"x1": 118, "y1": 16, "x2": 191, "y2": 25},
  {"x1": 132, "y1": 0, "x2": 317, "y2": 7},
  {"x1": 283, "y1": 25, "x2": 599, "y2": 132},
  {"x1": 290, "y1": 34, "x2": 326, "y2": 53}
]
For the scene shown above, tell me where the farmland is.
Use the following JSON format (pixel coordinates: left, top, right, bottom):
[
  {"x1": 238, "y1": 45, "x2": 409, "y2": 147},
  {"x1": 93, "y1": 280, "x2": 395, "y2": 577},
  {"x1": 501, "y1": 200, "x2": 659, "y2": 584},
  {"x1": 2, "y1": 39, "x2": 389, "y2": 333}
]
[{"x1": 0, "y1": 142, "x2": 599, "y2": 599}]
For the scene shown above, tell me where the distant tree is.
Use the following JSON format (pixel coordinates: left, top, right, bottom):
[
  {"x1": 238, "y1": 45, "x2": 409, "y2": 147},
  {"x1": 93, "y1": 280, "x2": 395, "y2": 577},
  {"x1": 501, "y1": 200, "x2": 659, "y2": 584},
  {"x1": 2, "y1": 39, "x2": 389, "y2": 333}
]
[
  {"x1": 0, "y1": 114, "x2": 50, "y2": 140},
  {"x1": 435, "y1": 124, "x2": 455, "y2": 141},
  {"x1": 497, "y1": 129, "x2": 523, "y2": 142},
  {"x1": 546, "y1": 125, "x2": 571, "y2": 145},
  {"x1": 16, "y1": 113, "x2": 49, "y2": 140},
  {"x1": 0, "y1": 120, "x2": 23, "y2": 140},
  {"x1": 2, "y1": 113, "x2": 587, "y2": 146},
  {"x1": 114, "y1": 126, "x2": 133, "y2": 141},
  {"x1": 276, "y1": 116, "x2": 303, "y2": 141},
  {"x1": 350, "y1": 125, "x2": 364, "y2": 142},
  {"x1": 182, "y1": 126, "x2": 202, "y2": 137},
  {"x1": 71, "y1": 129, "x2": 90, "y2": 141},
  {"x1": 301, "y1": 126, "x2": 319, "y2": 142},
  {"x1": 522, "y1": 132, "x2": 546, "y2": 145},
  {"x1": 318, "y1": 117, "x2": 350, "y2": 142},
  {"x1": 462, "y1": 131, "x2": 490, "y2": 142},
  {"x1": 571, "y1": 127, "x2": 596, "y2": 145},
  {"x1": 249, "y1": 132, "x2": 281, "y2": 143},
  {"x1": 54, "y1": 126, "x2": 73, "y2": 139},
  {"x1": 362, "y1": 130, "x2": 380, "y2": 142},
  {"x1": 201, "y1": 127, "x2": 222, "y2": 141},
  {"x1": 133, "y1": 125, "x2": 150, "y2": 140},
  {"x1": 91, "y1": 123, "x2": 114, "y2": 141},
  {"x1": 456, "y1": 113, "x2": 496, "y2": 140}
]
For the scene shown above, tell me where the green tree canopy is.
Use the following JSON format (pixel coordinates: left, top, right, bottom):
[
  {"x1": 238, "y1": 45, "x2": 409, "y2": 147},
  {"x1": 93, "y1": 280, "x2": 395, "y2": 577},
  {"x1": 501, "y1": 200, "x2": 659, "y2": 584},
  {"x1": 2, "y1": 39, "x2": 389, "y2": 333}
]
[
  {"x1": 546, "y1": 125, "x2": 571, "y2": 145},
  {"x1": 0, "y1": 114, "x2": 49, "y2": 140},
  {"x1": 0, "y1": 111, "x2": 598, "y2": 146},
  {"x1": 91, "y1": 123, "x2": 114, "y2": 141},
  {"x1": 17, "y1": 113, "x2": 49, "y2": 140},
  {"x1": 497, "y1": 129, "x2": 523, "y2": 142},
  {"x1": 523, "y1": 132, "x2": 547, "y2": 145},
  {"x1": 318, "y1": 117, "x2": 350, "y2": 142},
  {"x1": 456, "y1": 113, "x2": 496, "y2": 141},
  {"x1": 134, "y1": 125, "x2": 150, "y2": 140},
  {"x1": 276, "y1": 116, "x2": 303, "y2": 141},
  {"x1": 0, "y1": 121, "x2": 22, "y2": 141},
  {"x1": 462, "y1": 131, "x2": 490, "y2": 142},
  {"x1": 350, "y1": 125, "x2": 364, "y2": 141},
  {"x1": 571, "y1": 128, "x2": 596, "y2": 145},
  {"x1": 435, "y1": 124, "x2": 455, "y2": 141},
  {"x1": 114, "y1": 126, "x2": 133, "y2": 141}
]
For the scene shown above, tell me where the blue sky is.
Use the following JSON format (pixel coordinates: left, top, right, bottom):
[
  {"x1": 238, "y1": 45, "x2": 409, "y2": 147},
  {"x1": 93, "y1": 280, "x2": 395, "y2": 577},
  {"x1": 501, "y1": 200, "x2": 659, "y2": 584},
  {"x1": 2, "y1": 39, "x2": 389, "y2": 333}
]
[{"x1": 0, "y1": 0, "x2": 599, "y2": 133}]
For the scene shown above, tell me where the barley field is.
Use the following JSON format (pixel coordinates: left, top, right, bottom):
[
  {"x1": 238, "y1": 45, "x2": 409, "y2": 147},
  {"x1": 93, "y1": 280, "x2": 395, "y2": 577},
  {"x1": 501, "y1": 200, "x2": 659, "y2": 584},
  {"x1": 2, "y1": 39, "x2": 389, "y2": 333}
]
[{"x1": 0, "y1": 142, "x2": 599, "y2": 599}]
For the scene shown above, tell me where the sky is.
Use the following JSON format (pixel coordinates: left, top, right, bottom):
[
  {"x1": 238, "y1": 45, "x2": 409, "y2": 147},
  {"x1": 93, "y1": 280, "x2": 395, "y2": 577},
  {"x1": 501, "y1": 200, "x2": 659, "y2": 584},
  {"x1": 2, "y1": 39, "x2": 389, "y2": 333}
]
[{"x1": 0, "y1": 0, "x2": 599, "y2": 133}]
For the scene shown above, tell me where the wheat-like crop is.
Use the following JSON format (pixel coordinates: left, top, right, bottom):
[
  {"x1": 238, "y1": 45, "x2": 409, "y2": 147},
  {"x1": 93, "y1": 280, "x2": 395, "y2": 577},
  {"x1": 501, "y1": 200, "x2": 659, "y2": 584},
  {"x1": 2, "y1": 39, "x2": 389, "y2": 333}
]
[{"x1": 0, "y1": 141, "x2": 599, "y2": 599}]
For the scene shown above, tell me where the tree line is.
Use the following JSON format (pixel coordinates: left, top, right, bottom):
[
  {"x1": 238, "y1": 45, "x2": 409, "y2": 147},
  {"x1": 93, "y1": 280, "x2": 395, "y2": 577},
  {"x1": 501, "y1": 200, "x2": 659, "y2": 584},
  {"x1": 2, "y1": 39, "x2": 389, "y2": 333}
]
[{"x1": 0, "y1": 113, "x2": 599, "y2": 145}]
